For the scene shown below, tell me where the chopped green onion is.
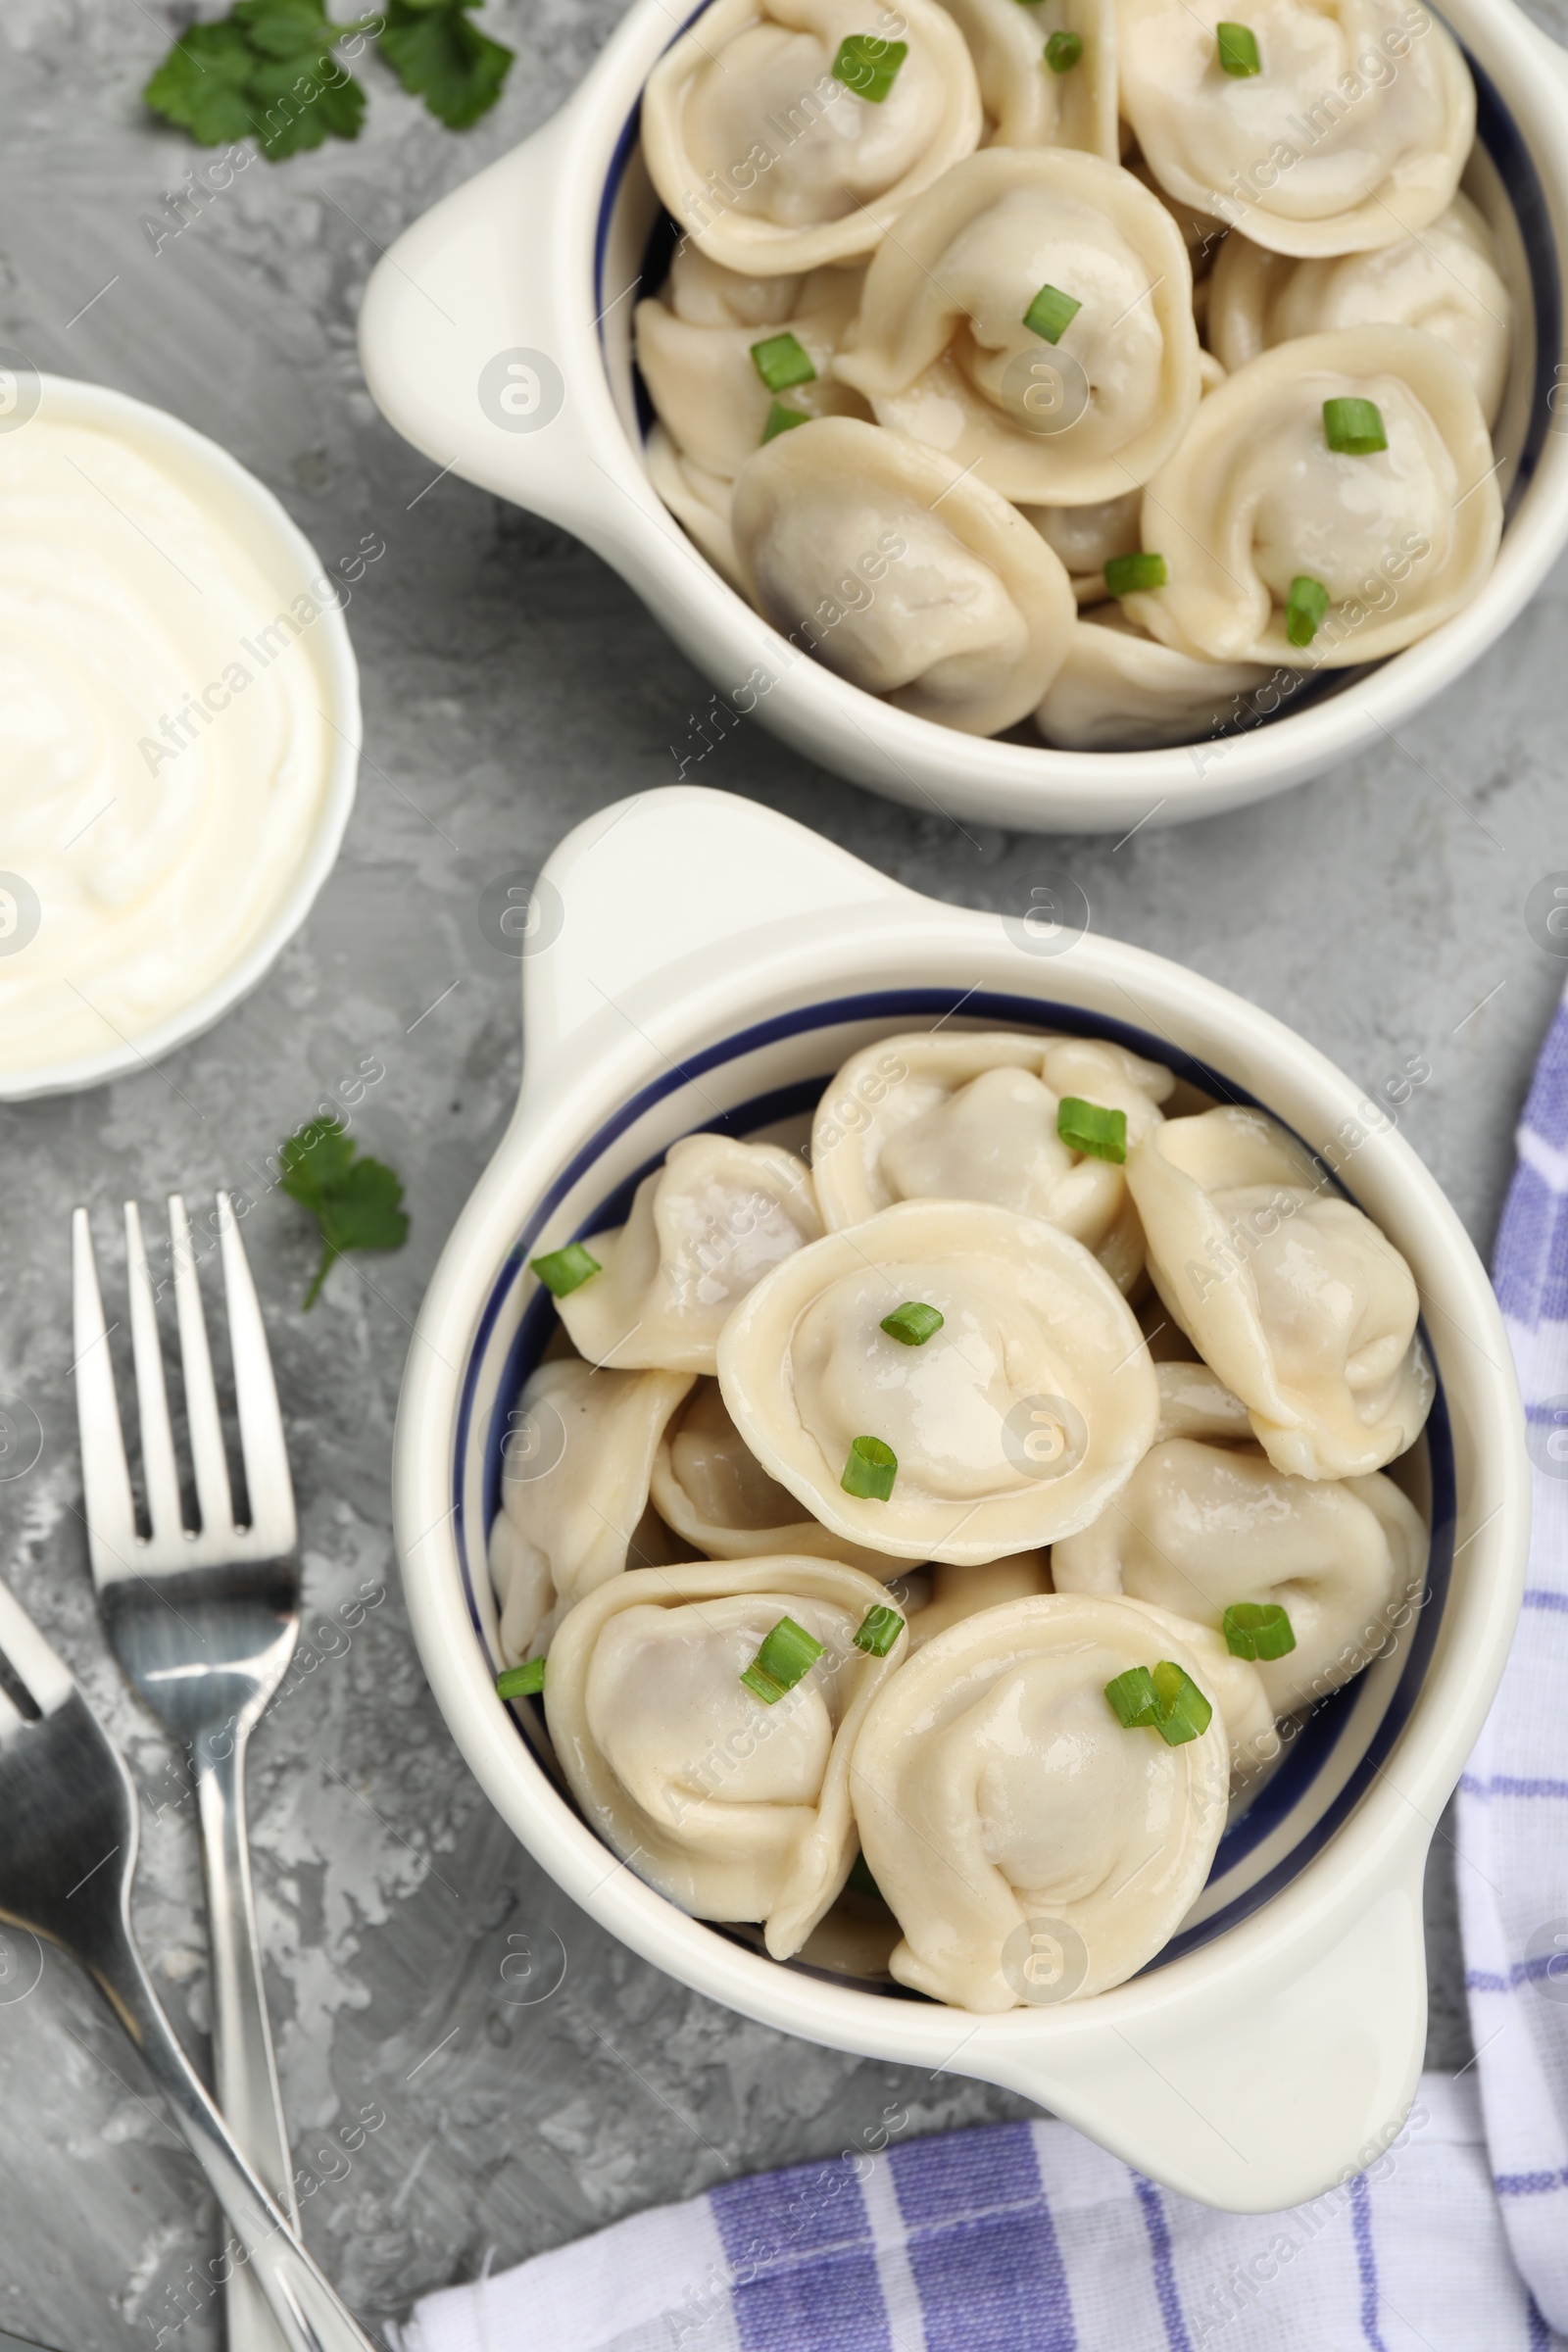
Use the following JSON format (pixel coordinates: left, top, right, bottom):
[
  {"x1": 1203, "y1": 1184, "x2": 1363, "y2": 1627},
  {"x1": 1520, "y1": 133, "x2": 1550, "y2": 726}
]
[
  {"x1": 1057, "y1": 1097, "x2": 1127, "y2": 1163},
  {"x1": 751, "y1": 330, "x2": 816, "y2": 393},
  {"x1": 854, "y1": 1603, "x2": 906, "y2": 1656},
  {"x1": 1216, "y1": 21, "x2": 1261, "y2": 74},
  {"x1": 1105, "y1": 1665, "x2": 1159, "y2": 1728},
  {"x1": 842, "y1": 1434, "x2": 898, "y2": 1500},
  {"x1": 880, "y1": 1299, "x2": 944, "y2": 1347},
  {"x1": 1323, "y1": 396, "x2": 1388, "y2": 455},
  {"x1": 830, "y1": 33, "x2": 908, "y2": 101},
  {"x1": 1104, "y1": 551, "x2": 1168, "y2": 596},
  {"x1": 1045, "y1": 27, "x2": 1083, "y2": 67},
  {"x1": 847, "y1": 1851, "x2": 885, "y2": 1900},
  {"x1": 1023, "y1": 281, "x2": 1081, "y2": 345},
  {"x1": 497, "y1": 1658, "x2": 546, "y2": 1698},
  {"x1": 761, "y1": 401, "x2": 810, "y2": 444},
  {"x1": 1286, "y1": 574, "x2": 1331, "y2": 648},
  {"x1": 1105, "y1": 1660, "x2": 1213, "y2": 1744},
  {"x1": 1223, "y1": 1601, "x2": 1298, "y2": 1661},
  {"x1": 531, "y1": 1243, "x2": 601, "y2": 1297},
  {"x1": 741, "y1": 1613, "x2": 825, "y2": 1704}
]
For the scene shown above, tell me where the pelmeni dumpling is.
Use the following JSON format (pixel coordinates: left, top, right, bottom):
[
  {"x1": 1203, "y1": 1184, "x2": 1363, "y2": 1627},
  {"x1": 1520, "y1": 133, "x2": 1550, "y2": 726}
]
[
  {"x1": 1119, "y1": 0, "x2": 1475, "y2": 258},
  {"x1": 652, "y1": 1377, "x2": 899, "y2": 1579},
  {"x1": 834, "y1": 149, "x2": 1201, "y2": 503},
  {"x1": 1023, "y1": 492, "x2": 1143, "y2": 604},
  {"x1": 1207, "y1": 196, "x2": 1512, "y2": 425},
  {"x1": 1034, "y1": 609, "x2": 1272, "y2": 749},
  {"x1": 1126, "y1": 1106, "x2": 1434, "y2": 1478},
  {"x1": 850, "y1": 1592, "x2": 1258, "y2": 2007},
  {"x1": 555, "y1": 1135, "x2": 821, "y2": 1375},
  {"x1": 809, "y1": 1029, "x2": 1172, "y2": 1289},
  {"x1": 907, "y1": 1551, "x2": 1053, "y2": 1646},
  {"x1": 544, "y1": 1556, "x2": 907, "y2": 1957},
  {"x1": 489, "y1": 1359, "x2": 694, "y2": 1662},
  {"x1": 942, "y1": 0, "x2": 1116, "y2": 156},
  {"x1": 718, "y1": 1200, "x2": 1160, "y2": 1562},
  {"x1": 1052, "y1": 1437, "x2": 1428, "y2": 1716},
  {"x1": 645, "y1": 427, "x2": 743, "y2": 587},
  {"x1": 641, "y1": 0, "x2": 982, "y2": 274},
  {"x1": 730, "y1": 418, "x2": 1076, "y2": 734},
  {"x1": 1122, "y1": 328, "x2": 1501, "y2": 666},
  {"x1": 1153, "y1": 1356, "x2": 1254, "y2": 1444}
]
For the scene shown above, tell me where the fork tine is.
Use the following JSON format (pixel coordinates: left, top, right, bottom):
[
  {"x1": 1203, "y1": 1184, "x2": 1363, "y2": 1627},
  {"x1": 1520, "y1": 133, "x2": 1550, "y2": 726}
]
[
  {"x1": 124, "y1": 1202, "x2": 185, "y2": 1544},
  {"x1": 169, "y1": 1194, "x2": 234, "y2": 1540},
  {"x1": 71, "y1": 1208, "x2": 139, "y2": 1585},
  {"x1": 0, "y1": 1574, "x2": 76, "y2": 1718},
  {"x1": 218, "y1": 1195, "x2": 297, "y2": 1556}
]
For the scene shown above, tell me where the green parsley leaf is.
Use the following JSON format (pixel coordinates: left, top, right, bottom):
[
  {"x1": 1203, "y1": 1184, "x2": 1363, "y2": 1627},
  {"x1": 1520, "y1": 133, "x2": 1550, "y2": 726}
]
[
  {"x1": 278, "y1": 1115, "x2": 409, "y2": 1308},
  {"x1": 378, "y1": 0, "x2": 514, "y2": 129},
  {"x1": 143, "y1": 22, "x2": 258, "y2": 145}
]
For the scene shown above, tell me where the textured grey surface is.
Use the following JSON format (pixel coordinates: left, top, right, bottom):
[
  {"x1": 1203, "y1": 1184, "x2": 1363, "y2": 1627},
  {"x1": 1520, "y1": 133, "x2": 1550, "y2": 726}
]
[{"x1": 0, "y1": 1, "x2": 1562, "y2": 2345}]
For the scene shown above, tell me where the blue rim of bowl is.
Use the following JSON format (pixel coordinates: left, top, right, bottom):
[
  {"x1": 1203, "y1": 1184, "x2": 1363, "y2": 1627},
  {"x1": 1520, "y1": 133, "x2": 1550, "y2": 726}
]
[{"x1": 450, "y1": 987, "x2": 1457, "y2": 1996}]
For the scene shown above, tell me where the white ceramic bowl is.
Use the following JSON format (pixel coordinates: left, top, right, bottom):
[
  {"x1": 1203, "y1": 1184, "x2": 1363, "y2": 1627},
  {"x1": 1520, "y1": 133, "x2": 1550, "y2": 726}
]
[
  {"x1": 0, "y1": 375, "x2": 360, "y2": 1102},
  {"x1": 358, "y1": 0, "x2": 1568, "y2": 835},
  {"x1": 393, "y1": 785, "x2": 1527, "y2": 2209}
]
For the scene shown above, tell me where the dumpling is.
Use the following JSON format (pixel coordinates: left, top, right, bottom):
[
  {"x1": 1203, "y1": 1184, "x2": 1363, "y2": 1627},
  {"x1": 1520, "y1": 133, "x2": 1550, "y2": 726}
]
[
  {"x1": 941, "y1": 0, "x2": 1116, "y2": 157},
  {"x1": 1120, "y1": 327, "x2": 1501, "y2": 666},
  {"x1": 1022, "y1": 491, "x2": 1143, "y2": 604},
  {"x1": 488, "y1": 1358, "x2": 694, "y2": 1662},
  {"x1": 1153, "y1": 1356, "x2": 1254, "y2": 1443},
  {"x1": 1052, "y1": 1436, "x2": 1428, "y2": 1716},
  {"x1": 651, "y1": 1377, "x2": 900, "y2": 1579},
  {"x1": 729, "y1": 417, "x2": 1075, "y2": 734},
  {"x1": 907, "y1": 1551, "x2": 1053, "y2": 1646},
  {"x1": 1206, "y1": 195, "x2": 1512, "y2": 425},
  {"x1": 544, "y1": 1555, "x2": 908, "y2": 1957},
  {"x1": 554, "y1": 1134, "x2": 821, "y2": 1374},
  {"x1": 640, "y1": 0, "x2": 982, "y2": 274},
  {"x1": 1118, "y1": 0, "x2": 1475, "y2": 258},
  {"x1": 645, "y1": 427, "x2": 743, "y2": 586},
  {"x1": 850, "y1": 1592, "x2": 1260, "y2": 2007},
  {"x1": 717, "y1": 1199, "x2": 1160, "y2": 1562},
  {"x1": 834, "y1": 149, "x2": 1201, "y2": 504},
  {"x1": 1034, "y1": 608, "x2": 1272, "y2": 749},
  {"x1": 1126, "y1": 1105, "x2": 1434, "y2": 1478},
  {"x1": 809, "y1": 1028, "x2": 1172, "y2": 1289}
]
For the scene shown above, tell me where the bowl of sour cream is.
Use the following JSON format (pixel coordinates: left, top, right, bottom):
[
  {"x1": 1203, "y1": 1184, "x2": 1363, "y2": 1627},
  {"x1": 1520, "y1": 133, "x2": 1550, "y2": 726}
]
[{"x1": 0, "y1": 373, "x2": 361, "y2": 1098}]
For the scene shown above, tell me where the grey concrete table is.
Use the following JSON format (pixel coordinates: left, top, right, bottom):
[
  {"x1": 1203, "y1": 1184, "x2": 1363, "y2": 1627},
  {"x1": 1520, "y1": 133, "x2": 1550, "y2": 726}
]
[{"x1": 0, "y1": 2, "x2": 1563, "y2": 2343}]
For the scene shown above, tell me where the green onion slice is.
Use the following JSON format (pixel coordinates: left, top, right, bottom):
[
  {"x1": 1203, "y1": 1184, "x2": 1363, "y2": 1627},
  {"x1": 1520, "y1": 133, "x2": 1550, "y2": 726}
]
[
  {"x1": 1022, "y1": 281, "x2": 1082, "y2": 345},
  {"x1": 1222, "y1": 1601, "x2": 1298, "y2": 1661},
  {"x1": 1104, "y1": 1665, "x2": 1158, "y2": 1728},
  {"x1": 1104, "y1": 551, "x2": 1168, "y2": 596},
  {"x1": 751, "y1": 331, "x2": 816, "y2": 393},
  {"x1": 1286, "y1": 574, "x2": 1331, "y2": 648},
  {"x1": 531, "y1": 1243, "x2": 601, "y2": 1297},
  {"x1": 1323, "y1": 396, "x2": 1388, "y2": 455},
  {"x1": 1105, "y1": 1660, "x2": 1214, "y2": 1744},
  {"x1": 497, "y1": 1658, "x2": 546, "y2": 1698},
  {"x1": 846, "y1": 1851, "x2": 885, "y2": 1900},
  {"x1": 854, "y1": 1603, "x2": 906, "y2": 1657},
  {"x1": 741, "y1": 1613, "x2": 825, "y2": 1704},
  {"x1": 1215, "y1": 21, "x2": 1261, "y2": 73},
  {"x1": 1045, "y1": 27, "x2": 1083, "y2": 67},
  {"x1": 761, "y1": 401, "x2": 810, "y2": 444},
  {"x1": 1056, "y1": 1097, "x2": 1127, "y2": 1163},
  {"x1": 880, "y1": 1299, "x2": 944, "y2": 1346},
  {"x1": 830, "y1": 33, "x2": 908, "y2": 101},
  {"x1": 842, "y1": 1435, "x2": 898, "y2": 1500}
]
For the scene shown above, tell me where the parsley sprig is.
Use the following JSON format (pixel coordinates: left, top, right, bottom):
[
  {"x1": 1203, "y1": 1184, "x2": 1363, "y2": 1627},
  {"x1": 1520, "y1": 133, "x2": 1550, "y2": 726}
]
[
  {"x1": 143, "y1": 0, "x2": 513, "y2": 162},
  {"x1": 279, "y1": 1116, "x2": 409, "y2": 1308}
]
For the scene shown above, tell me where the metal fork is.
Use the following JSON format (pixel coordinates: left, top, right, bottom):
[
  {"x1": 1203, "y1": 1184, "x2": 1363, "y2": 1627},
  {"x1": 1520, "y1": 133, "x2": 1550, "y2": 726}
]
[
  {"x1": 73, "y1": 1193, "x2": 301, "y2": 2352},
  {"x1": 0, "y1": 1570, "x2": 374, "y2": 2352}
]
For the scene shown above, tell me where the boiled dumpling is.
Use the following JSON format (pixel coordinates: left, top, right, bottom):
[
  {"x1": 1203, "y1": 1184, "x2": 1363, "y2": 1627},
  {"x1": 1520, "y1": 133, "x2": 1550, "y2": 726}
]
[
  {"x1": 488, "y1": 1358, "x2": 694, "y2": 1661},
  {"x1": 544, "y1": 1555, "x2": 907, "y2": 1956},
  {"x1": 729, "y1": 417, "x2": 1076, "y2": 733},
  {"x1": 1120, "y1": 327, "x2": 1501, "y2": 666},
  {"x1": 941, "y1": 0, "x2": 1116, "y2": 156},
  {"x1": 1153, "y1": 1356, "x2": 1254, "y2": 1444},
  {"x1": 1119, "y1": 0, "x2": 1475, "y2": 258},
  {"x1": 1023, "y1": 492, "x2": 1143, "y2": 604},
  {"x1": 850, "y1": 1592, "x2": 1260, "y2": 2007},
  {"x1": 717, "y1": 1198, "x2": 1159, "y2": 1562},
  {"x1": 640, "y1": 0, "x2": 982, "y2": 274},
  {"x1": 554, "y1": 1134, "x2": 821, "y2": 1374},
  {"x1": 833, "y1": 148, "x2": 1201, "y2": 503},
  {"x1": 651, "y1": 1377, "x2": 898, "y2": 1579},
  {"x1": 1052, "y1": 1436, "x2": 1428, "y2": 1715},
  {"x1": 1126, "y1": 1105, "x2": 1434, "y2": 1478},
  {"x1": 1207, "y1": 196, "x2": 1511, "y2": 425},
  {"x1": 645, "y1": 427, "x2": 743, "y2": 586},
  {"x1": 1034, "y1": 608, "x2": 1271, "y2": 749},
  {"x1": 907, "y1": 1551, "x2": 1053, "y2": 1646}
]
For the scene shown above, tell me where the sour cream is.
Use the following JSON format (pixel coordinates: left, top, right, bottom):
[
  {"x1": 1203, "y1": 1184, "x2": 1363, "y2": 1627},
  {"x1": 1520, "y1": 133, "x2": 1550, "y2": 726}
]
[{"x1": 0, "y1": 403, "x2": 353, "y2": 1076}]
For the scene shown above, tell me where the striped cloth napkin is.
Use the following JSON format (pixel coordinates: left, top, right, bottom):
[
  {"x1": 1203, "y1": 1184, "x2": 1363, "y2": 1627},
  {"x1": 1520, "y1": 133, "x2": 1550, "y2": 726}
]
[{"x1": 1458, "y1": 992, "x2": 1568, "y2": 2334}]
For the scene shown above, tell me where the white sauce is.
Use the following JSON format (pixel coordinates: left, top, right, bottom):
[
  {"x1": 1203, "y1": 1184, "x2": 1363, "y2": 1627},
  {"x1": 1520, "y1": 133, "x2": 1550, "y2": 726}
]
[{"x1": 0, "y1": 415, "x2": 343, "y2": 1072}]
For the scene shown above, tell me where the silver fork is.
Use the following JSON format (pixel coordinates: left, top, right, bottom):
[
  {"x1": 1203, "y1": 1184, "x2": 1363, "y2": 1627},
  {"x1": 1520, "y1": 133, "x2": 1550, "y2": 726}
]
[
  {"x1": 0, "y1": 1570, "x2": 375, "y2": 2352},
  {"x1": 73, "y1": 1193, "x2": 301, "y2": 2352}
]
